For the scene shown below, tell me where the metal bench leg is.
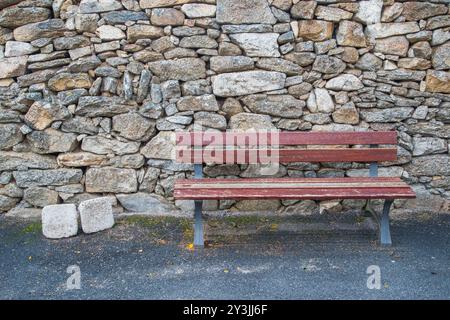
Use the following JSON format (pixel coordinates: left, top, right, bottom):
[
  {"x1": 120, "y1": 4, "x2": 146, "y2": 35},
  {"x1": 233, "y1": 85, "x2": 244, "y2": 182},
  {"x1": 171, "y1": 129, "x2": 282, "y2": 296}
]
[
  {"x1": 194, "y1": 200, "x2": 204, "y2": 247},
  {"x1": 380, "y1": 200, "x2": 393, "y2": 246}
]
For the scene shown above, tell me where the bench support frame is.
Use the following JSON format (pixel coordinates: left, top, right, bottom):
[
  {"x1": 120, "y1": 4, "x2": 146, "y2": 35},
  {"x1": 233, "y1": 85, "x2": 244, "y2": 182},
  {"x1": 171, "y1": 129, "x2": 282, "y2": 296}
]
[
  {"x1": 367, "y1": 144, "x2": 392, "y2": 246},
  {"x1": 380, "y1": 200, "x2": 393, "y2": 246},
  {"x1": 194, "y1": 163, "x2": 204, "y2": 247}
]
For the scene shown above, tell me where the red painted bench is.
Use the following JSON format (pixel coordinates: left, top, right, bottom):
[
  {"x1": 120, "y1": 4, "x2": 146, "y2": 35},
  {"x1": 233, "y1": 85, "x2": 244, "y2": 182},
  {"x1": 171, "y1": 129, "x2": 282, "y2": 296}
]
[{"x1": 174, "y1": 131, "x2": 416, "y2": 247}]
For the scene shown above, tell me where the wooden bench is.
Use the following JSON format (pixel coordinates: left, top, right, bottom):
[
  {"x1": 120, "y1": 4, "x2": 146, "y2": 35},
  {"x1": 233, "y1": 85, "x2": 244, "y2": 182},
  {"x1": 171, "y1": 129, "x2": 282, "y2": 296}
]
[{"x1": 174, "y1": 131, "x2": 416, "y2": 248}]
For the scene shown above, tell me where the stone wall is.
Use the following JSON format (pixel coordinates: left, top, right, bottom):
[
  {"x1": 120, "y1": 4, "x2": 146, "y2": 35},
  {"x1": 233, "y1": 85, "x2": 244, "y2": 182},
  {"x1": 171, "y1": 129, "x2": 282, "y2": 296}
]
[{"x1": 1, "y1": 0, "x2": 450, "y2": 217}]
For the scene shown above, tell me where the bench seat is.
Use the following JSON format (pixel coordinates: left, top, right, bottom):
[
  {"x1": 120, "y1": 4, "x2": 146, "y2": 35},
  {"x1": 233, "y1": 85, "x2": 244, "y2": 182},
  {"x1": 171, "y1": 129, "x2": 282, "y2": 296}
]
[
  {"x1": 175, "y1": 177, "x2": 416, "y2": 201},
  {"x1": 174, "y1": 131, "x2": 416, "y2": 247}
]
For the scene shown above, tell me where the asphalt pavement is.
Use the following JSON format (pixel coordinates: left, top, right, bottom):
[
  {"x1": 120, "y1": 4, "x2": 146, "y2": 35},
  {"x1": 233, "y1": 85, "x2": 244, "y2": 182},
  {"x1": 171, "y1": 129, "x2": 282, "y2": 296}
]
[{"x1": 0, "y1": 212, "x2": 449, "y2": 300}]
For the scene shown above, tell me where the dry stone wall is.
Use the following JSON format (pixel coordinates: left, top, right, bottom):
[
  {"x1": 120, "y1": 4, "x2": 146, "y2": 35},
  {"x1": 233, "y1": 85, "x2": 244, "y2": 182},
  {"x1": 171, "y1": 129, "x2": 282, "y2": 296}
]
[{"x1": 1, "y1": 0, "x2": 450, "y2": 216}]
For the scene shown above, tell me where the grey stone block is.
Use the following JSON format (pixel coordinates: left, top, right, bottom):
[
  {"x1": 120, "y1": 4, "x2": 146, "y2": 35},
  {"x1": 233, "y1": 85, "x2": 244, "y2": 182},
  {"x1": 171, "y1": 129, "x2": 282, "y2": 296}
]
[
  {"x1": 79, "y1": 197, "x2": 114, "y2": 234},
  {"x1": 42, "y1": 204, "x2": 78, "y2": 239}
]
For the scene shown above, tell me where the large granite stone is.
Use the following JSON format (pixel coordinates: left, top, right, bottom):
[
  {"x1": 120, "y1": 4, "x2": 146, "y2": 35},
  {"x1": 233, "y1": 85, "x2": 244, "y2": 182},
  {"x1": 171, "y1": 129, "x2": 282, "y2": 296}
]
[
  {"x1": 407, "y1": 155, "x2": 450, "y2": 176},
  {"x1": 127, "y1": 24, "x2": 164, "y2": 42},
  {"x1": 298, "y1": 20, "x2": 334, "y2": 42},
  {"x1": 229, "y1": 33, "x2": 280, "y2": 57},
  {"x1": 24, "y1": 187, "x2": 59, "y2": 208},
  {"x1": 402, "y1": 2, "x2": 448, "y2": 21},
  {"x1": 0, "y1": 56, "x2": 27, "y2": 79},
  {"x1": 48, "y1": 73, "x2": 92, "y2": 92},
  {"x1": 57, "y1": 152, "x2": 108, "y2": 167},
  {"x1": 148, "y1": 58, "x2": 206, "y2": 81},
  {"x1": 354, "y1": 0, "x2": 383, "y2": 25},
  {"x1": 241, "y1": 94, "x2": 304, "y2": 118},
  {"x1": 425, "y1": 70, "x2": 450, "y2": 94},
  {"x1": 432, "y1": 42, "x2": 450, "y2": 70},
  {"x1": 374, "y1": 36, "x2": 409, "y2": 56},
  {"x1": 116, "y1": 192, "x2": 176, "y2": 212},
  {"x1": 81, "y1": 135, "x2": 140, "y2": 155},
  {"x1": 212, "y1": 71, "x2": 286, "y2": 97},
  {"x1": 42, "y1": 204, "x2": 78, "y2": 239},
  {"x1": 79, "y1": 0, "x2": 123, "y2": 13},
  {"x1": 140, "y1": 0, "x2": 191, "y2": 9},
  {"x1": 85, "y1": 168, "x2": 137, "y2": 193},
  {"x1": 75, "y1": 96, "x2": 137, "y2": 117},
  {"x1": 102, "y1": 10, "x2": 148, "y2": 24},
  {"x1": 13, "y1": 169, "x2": 83, "y2": 187},
  {"x1": 216, "y1": 0, "x2": 276, "y2": 25},
  {"x1": 336, "y1": 20, "x2": 366, "y2": 47},
  {"x1": 210, "y1": 56, "x2": 254, "y2": 73},
  {"x1": 13, "y1": 19, "x2": 67, "y2": 42},
  {"x1": 325, "y1": 74, "x2": 364, "y2": 91},
  {"x1": 27, "y1": 129, "x2": 78, "y2": 154},
  {"x1": 0, "y1": 123, "x2": 23, "y2": 150},
  {"x1": 0, "y1": 152, "x2": 58, "y2": 171},
  {"x1": 140, "y1": 131, "x2": 175, "y2": 160},
  {"x1": 0, "y1": 6, "x2": 51, "y2": 28},
  {"x1": 112, "y1": 112, "x2": 155, "y2": 141},
  {"x1": 5, "y1": 41, "x2": 39, "y2": 57},
  {"x1": 360, "y1": 108, "x2": 414, "y2": 123},
  {"x1": 366, "y1": 22, "x2": 420, "y2": 39},
  {"x1": 229, "y1": 113, "x2": 276, "y2": 131},
  {"x1": 177, "y1": 94, "x2": 219, "y2": 112},
  {"x1": 79, "y1": 197, "x2": 115, "y2": 233},
  {"x1": 151, "y1": 8, "x2": 185, "y2": 26}
]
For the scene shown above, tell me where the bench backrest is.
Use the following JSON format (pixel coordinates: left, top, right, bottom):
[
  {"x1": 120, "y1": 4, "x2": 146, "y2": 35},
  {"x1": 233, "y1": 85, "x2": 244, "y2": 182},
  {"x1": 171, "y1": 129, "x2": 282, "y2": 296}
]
[{"x1": 175, "y1": 131, "x2": 397, "y2": 164}]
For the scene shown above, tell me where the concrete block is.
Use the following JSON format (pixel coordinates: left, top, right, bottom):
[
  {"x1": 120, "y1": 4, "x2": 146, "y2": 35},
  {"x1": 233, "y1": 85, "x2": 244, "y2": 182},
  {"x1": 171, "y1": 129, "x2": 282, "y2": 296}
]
[
  {"x1": 79, "y1": 197, "x2": 114, "y2": 233},
  {"x1": 42, "y1": 204, "x2": 78, "y2": 239}
]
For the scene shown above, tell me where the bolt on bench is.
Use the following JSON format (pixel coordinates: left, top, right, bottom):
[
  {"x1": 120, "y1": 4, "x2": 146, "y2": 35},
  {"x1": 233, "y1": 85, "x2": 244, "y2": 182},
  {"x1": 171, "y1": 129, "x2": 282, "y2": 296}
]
[{"x1": 174, "y1": 131, "x2": 416, "y2": 248}]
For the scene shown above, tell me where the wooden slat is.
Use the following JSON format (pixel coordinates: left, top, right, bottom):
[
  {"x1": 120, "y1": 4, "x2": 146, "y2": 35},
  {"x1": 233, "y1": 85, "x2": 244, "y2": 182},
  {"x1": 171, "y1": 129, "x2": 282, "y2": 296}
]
[
  {"x1": 176, "y1": 182, "x2": 409, "y2": 189},
  {"x1": 176, "y1": 131, "x2": 397, "y2": 146},
  {"x1": 176, "y1": 147, "x2": 397, "y2": 163},
  {"x1": 174, "y1": 177, "x2": 416, "y2": 200},
  {"x1": 176, "y1": 177, "x2": 407, "y2": 189},
  {"x1": 176, "y1": 177, "x2": 403, "y2": 184},
  {"x1": 174, "y1": 187, "x2": 416, "y2": 200}
]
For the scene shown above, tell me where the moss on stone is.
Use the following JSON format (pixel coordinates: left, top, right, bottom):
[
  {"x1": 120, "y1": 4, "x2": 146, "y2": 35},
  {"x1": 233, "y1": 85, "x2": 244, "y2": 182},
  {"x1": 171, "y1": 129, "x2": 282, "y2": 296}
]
[{"x1": 20, "y1": 222, "x2": 42, "y2": 235}]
